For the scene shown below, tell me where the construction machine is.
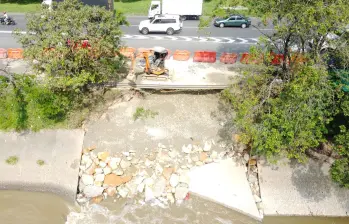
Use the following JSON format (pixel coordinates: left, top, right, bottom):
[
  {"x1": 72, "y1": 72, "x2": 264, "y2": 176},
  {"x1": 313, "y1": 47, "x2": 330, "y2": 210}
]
[{"x1": 127, "y1": 46, "x2": 170, "y2": 81}]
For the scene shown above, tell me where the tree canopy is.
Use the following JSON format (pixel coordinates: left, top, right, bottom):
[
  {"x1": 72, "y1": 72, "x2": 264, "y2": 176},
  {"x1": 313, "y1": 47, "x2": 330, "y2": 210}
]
[{"x1": 15, "y1": 0, "x2": 127, "y2": 91}]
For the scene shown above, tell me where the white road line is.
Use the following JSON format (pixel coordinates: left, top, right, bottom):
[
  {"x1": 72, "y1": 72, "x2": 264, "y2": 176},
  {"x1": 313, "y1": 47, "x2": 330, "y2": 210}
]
[
  {"x1": 252, "y1": 28, "x2": 274, "y2": 31},
  {"x1": 207, "y1": 37, "x2": 222, "y2": 43},
  {"x1": 223, "y1": 38, "x2": 235, "y2": 43},
  {"x1": 236, "y1": 38, "x2": 248, "y2": 44},
  {"x1": 148, "y1": 35, "x2": 164, "y2": 40},
  {"x1": 175, "y1": 36, "x2": 192, "y2": 41},
  {"x1": 122, "y1": 34, "x2": 133, "y2": 38},
  {"x1": 165, "y1": 36, "x2": 178, "y2": 41},
  {"x1": 198, "y1": 37, "x2": 208, "y2": 42},
  {"x1": 133, "y1": 35, "x2": 149, "y2": 39}
]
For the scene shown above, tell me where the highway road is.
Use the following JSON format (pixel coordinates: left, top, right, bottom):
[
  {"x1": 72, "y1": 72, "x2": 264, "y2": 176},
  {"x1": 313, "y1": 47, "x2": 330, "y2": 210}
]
[{"x1": 0, "y1": 14, "x2": 274, "y2": 54}]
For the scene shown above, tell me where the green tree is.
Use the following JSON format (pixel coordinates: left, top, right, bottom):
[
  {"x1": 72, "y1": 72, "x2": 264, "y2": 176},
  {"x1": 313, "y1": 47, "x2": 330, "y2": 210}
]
[
  {"x1": 206, "y1": 0, "x2": 349, "y2": 73},
  {"x1": 14, "y1": 0, "x2": 127, "y2": 92},
  {"x1": 223, "y1": 66, "x2": 335, "y2": 162}
]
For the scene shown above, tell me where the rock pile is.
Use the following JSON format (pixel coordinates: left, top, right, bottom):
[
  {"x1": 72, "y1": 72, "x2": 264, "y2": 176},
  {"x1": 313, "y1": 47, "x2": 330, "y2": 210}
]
[{"x1": 76, "y1": 141, "x2": 224, "y2": 207}]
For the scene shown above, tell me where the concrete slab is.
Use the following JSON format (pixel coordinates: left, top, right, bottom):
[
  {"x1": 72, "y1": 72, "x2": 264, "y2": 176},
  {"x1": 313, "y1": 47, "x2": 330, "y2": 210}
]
[
  {"x1": 0, "y1": 129, "x2": 84, "y2": 202},
  {"x1": 0, "y1": 59, "x2": 31, "y2": 75},
  {"x1": 136, "y1": 59, "x2": 239, "y2": 87},
  {"x1": 259, "y1": 158, "x2": 349, "y2": 217},
  {"x1": 188, "y1": 159, "x2": 262, "y2": 221},
  {"x1": 83, "y1": 93, "x2": 230, "y2": 156}
]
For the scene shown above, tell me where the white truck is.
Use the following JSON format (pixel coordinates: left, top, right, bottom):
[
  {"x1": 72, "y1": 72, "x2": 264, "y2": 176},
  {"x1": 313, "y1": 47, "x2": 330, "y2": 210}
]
[{"x1": 148, "y1": 0, "x2": 203, "y2": 20}]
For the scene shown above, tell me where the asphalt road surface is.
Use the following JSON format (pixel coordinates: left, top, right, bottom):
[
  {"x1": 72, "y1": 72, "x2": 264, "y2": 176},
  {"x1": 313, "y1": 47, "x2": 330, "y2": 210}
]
[{"x1": 0, "y1": 14, "x2": 274, "y2": 54}]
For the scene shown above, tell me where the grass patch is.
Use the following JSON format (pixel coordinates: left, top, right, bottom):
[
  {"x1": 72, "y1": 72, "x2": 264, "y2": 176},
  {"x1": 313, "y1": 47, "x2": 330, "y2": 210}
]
[
  {"x1": 6, "y1": 156, "x2": 19, "y2": 165},
  {"x1": 0, "y1": 3, "x2": 41, "y2": 13},
  {"x1": 2, "y1": 0, "x2": 216, "y2": 15},
  {"x1": 133, "y1": 107, "x2": 158, "y2": 121},
  {"x1": 0, "y1": 74, "x2": 123, "y2": 131},
  {"x1": 36, "y1": 159, "x2": 45, "y2": 166}
]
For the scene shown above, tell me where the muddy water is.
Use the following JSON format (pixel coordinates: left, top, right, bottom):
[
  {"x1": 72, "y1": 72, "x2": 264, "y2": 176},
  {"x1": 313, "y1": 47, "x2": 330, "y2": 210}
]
[{"x1": 1, "y1": 190, "x2": 349, "y2": 224}]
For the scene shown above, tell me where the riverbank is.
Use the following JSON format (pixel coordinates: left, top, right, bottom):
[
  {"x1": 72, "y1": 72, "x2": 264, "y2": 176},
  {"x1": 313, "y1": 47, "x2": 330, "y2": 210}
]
[{"x1": 1, "y1": 92, "x2": 349, "y2": 222}]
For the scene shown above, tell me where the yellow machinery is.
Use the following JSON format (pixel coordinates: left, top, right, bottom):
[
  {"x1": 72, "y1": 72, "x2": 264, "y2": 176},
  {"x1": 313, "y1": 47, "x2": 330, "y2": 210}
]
[{"x1": 128, "y1": 46, "x2": 169, "y2": 81}]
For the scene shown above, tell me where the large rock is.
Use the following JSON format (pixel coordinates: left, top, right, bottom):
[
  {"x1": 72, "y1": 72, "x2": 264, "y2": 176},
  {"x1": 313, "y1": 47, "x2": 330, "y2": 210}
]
[
  {"x1": 83, "y1": 185, "x2": 104, "y2": 198},
  {"x1": 97, "y1": 152, "x2": 110, "y2": 162},
  {"x1": 81, "y1": 174, "x2": 94, "y2": 186},
  {"x1": 203, "y1": 141, "x2": 212, "y2": 152},
  {"x1": 106, "y1": 187, "x2": 117, "y2": 197},
  {"x1": 175, "y1": 183, "x2": 189, "y2": 201},
  {"x1": 152, "y1": 177, "x2": 167, "y2": 197},
  {"x1": 170, "y1": 174, "x2": 180, "y2": 187},
  {"x1": 117, "y1": 185, "x2": 129, "y2": 198},
  {"x1": 104, "y1": 174, "x2": 132, "y2": 187},
  {"x1": 182, "y1": 144, "x2": 192, "y2": 154},
  {"x1": 179, "y1": 173, "x2": 190, "y2": 185},
  {"x1": 85, "y1": 163, "x2": 97, "y2": 175},
  {"x1": 95, "y1": 173, "x2": 105, "y2": 182},
  {"x1": 108, "y1": 157, "x2": 121, "y2": 170},
  {"x1": 145, "y1": 186, "x2": 155, "y2": 202},
  {"x1": 162, "y1": 167, "x2": 174, "y2": 180},
  {"x1": 120, "y1": 159, "x2": 131, "y2": 169}
]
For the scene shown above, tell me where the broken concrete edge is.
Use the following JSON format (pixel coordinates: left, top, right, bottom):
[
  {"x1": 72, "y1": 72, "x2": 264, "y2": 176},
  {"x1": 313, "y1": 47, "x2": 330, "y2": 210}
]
[
  {"x1": 0, "y1": 129, "x2": 85, "y2": 204},
  {"x1": 189, "y1": 191, "x2": 263, "y2": 222},
  {"x1": 0, "y1": 182, "x2": 77, "y2": 204}
]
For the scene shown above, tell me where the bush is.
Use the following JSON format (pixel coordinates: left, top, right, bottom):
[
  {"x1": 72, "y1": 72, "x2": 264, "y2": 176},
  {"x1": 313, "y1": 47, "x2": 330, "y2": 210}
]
[
  {"x1": 0, "y1": 75, "x2": 73, "y2": 131},
  {"x1": 223, "y1": 66, "x2": 335, "y2": 162},
  {"x1": 331, "y1": 158, "x2": 349, "y2": 188}
]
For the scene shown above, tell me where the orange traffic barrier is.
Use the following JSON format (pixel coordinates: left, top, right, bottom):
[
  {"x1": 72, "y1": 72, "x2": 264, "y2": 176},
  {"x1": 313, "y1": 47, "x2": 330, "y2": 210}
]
[
  {"x1": 240, "y1": 52, "x2": 263, "y2": 64},
  {"x1": 136, "y1": 48, "x2": 152, "y2": 58},
  {"x1": 220, "y1": 53, "x2": 238, "y2": 64},
  {"x1": 120, "y1": 47, "x2": 136, "y2": 59},
  {"x1": 0, "y1": 48, "x2": 7, "y2": 59},
  {"x1": 290, "y1": 53, "x2": 308, "y2": 64},
  {"x1": 166, "y1": 49, "x2": 172, "y2": 60},
  {"x1": 271, "y1": 53, "x2": 284, "y2": 65},
  {"x1": 173, "y1": 50, "x2": 191, "y2": 61},
  {"x1": 7, "y1": 48, "x2": 23, "y2": 59},
  {"x1": 240, "y1": 52, "x2": 250, "y2": 64},
  {"x1": 193, "y1": 51, "x2": 216, "y2": 63}
]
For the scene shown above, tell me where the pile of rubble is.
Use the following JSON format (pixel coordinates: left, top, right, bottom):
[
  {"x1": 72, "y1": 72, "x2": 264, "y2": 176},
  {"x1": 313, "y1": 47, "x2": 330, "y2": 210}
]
[
  {"x1": 76, "y1": 141, "x2": 225, "y2": 207},
  {"x1": 76, "y1": 135, "x2": 264, "y2": 216}
]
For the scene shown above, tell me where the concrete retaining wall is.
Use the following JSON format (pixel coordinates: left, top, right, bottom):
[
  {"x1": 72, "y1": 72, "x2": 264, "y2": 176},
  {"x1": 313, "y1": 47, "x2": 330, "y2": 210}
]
[
  {"x1": 0, "y1": 130, "x2": 84, "y2": 202},
  {"x1": 259, "y1": 158, "x2": 349, "y2": 217}
]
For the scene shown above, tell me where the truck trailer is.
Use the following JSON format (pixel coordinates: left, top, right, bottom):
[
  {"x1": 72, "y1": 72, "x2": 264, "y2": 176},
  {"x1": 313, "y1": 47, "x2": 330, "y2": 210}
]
[{"x1": 148, "y1": 0, "x2": 203, "y2": 20}]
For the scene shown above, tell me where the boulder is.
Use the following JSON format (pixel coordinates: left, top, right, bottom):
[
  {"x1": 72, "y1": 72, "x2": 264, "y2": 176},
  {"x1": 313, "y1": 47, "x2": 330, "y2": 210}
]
[
  {"x1": 83, "y1": 185, "x2": 104, "y2": 198},
  {"x1": 152, "y1": 177, "x2": 167, "y2": 197},
  {"x1": 175, "y1": 183, "x2": 189, "y2": 201},
  {"x1": 81, "y1": 174, "x2": 94, "y2": 186},
  {"x1": 120, "y1": 159, "x2": 131, "y2": 169},
  {"x1": 104, "y1": 174, "x2": 132, "y2": 187},
  {"x1": 95, "y1": 173, "x2": 105, "y2": 182},
  {"x1": 106, "y1": 187, "x2": 117, "y2": 197},
  {"x1": 162, "y1": 167, "x2": 174, "y2": 180},
  {"x1": 170, "y1": 174, "x2": 180, "y2": 187},
  {"x1": 117, "y1": 185, "x2": 129, "y2": 198},
  {"x1": 108, "y1": 157, "x2": 121, "y2": 170},
  {"x1": 97, "y1": 152, "x2": 110, "y2": 162}
]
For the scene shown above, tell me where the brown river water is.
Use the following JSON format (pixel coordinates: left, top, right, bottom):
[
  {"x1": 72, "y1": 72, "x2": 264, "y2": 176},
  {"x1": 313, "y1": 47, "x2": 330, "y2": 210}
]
[{"x1": 1, "y1": 190, "x2": 348, "y2": 224}]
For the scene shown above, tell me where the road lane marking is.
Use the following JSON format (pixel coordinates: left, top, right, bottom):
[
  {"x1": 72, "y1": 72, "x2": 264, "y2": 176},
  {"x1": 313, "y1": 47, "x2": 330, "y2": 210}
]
[{"x1": 0, "y1": 31, "x2": 260, "y2": 44}]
